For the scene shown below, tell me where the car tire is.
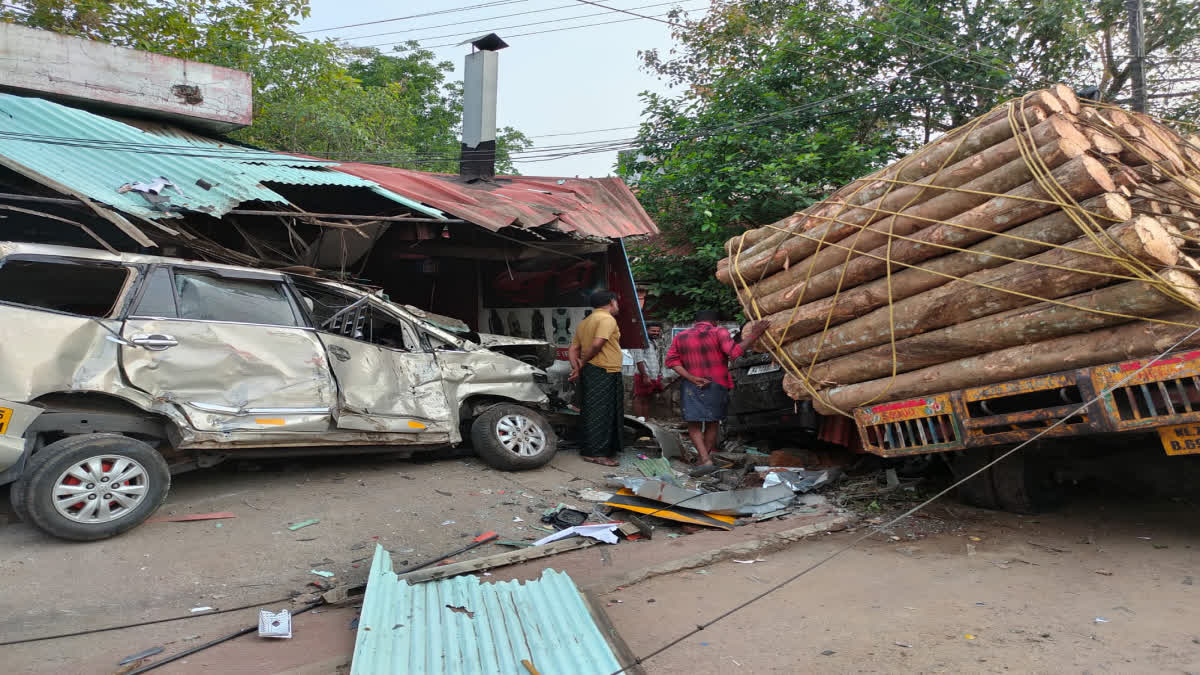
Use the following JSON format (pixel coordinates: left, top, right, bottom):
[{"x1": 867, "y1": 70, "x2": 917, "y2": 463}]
[
  {"x1": 16, "y1": 433, "x2": 170, "y2": 541},
  {"x1": 9, "y1": 470, "x2": 30, "y2": 524},
  {"x1": 471, "y1": 404, "x2": 557, "y2": 471},
  {"x1": 8, "y1": 433, "x2": 44, "y2": 525}
]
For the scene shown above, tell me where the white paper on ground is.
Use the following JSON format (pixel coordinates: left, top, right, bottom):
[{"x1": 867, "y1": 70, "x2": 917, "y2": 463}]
[{"x1": 533, "y1": 523, "x2": 620, "y2": 546}]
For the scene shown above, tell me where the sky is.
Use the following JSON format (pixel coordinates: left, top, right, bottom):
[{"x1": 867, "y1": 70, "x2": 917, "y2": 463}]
[{"x1": 298, "y1": 0, "x2": 698, "y2": 178}]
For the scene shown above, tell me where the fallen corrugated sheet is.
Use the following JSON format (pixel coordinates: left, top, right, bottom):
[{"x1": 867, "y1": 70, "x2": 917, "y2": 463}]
[
  {"x1": 0, "y1": 94, "x2": 443, "y2": 220},
  {"x1": 331, "y1": 163, "x2": 659, "y2": 238},
  {"x1": 352, "y1": 544, "x2": 625, "y2": 675}
]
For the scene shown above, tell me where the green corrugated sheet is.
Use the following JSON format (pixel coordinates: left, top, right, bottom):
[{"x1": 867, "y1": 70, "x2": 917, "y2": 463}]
[
  {"x1": 632, "y1": 456, "x2": 679, "y2": 486},
  {"x1": 0, "y1": 93, "x2": 444, "y2": 220},
  {"x1": 352, "y1": 544, "x2": 625, "y2": 675}
]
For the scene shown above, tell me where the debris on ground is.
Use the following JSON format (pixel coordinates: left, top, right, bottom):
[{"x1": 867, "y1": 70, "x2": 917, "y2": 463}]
[
  {"x1": 541, "y1": 504, "x2": 589, "y2": 530},
  {"x1": 118, "y1": 646, "x2": 164, "y2": 666},
  {"x1": 533, "y1": 523, "x2": 620, "y2": 546},
  {"x1": 287, "y1": 518, "x2": 320, "y2": 531},
  {"x1": 258, "y1": 609, "x2": 293, "y2": 639},
  {"x1": 354, "y1": 546, "x2": 626, "y2": 674},
  {"x1": 632, "y1": 456, "x2": 680, "y2": 485},
  {"x1": 577, "y1": 488, "x2": 615, "y2": 502},
  {"x1": 147, "y1": 512, "x2": 237, "y2": 523}
]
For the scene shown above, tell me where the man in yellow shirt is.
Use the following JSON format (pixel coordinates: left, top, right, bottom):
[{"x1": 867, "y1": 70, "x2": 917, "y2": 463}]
[{"x1": 568, "y1": 291, "x2": 624, "y2": 466}]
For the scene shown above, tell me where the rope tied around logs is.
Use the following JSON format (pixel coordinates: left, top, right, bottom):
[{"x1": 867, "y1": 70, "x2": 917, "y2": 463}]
[{"x1": 724, "y1": 86, "x2": 1200, "y2": 417}]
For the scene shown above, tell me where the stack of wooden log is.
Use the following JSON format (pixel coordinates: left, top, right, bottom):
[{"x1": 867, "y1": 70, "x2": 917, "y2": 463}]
[{"x1": 717, "y1": 85, "x2": 1200, "y2": 415}]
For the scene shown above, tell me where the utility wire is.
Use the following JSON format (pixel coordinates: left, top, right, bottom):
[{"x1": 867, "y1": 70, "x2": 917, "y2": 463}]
[
  {"x1": 346, "y1": 0, "x2": 689, "y2": 46},
  {"x1": 0, "y1": 595, "x2": 296, "y2": 646},
  {"x1": 359, "y1": 0, "x2": 704, "y2": 50},
  {"x1": 300, "y1": 0, "x2": 530, "y2": 34},
  {"x1": 608, "y1": 324, "x2": 1200, "y2": 674}
]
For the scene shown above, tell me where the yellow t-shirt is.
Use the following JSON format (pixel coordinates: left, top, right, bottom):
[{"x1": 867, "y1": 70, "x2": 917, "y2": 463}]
[{"x1": 571, "y1": 309, "x2": 623, "y2": 373}]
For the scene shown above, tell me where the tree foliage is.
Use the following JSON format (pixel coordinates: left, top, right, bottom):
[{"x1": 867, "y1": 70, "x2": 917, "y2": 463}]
[
  {"x1": 625, "y1": 0, "x2": 1200, "y2": 321},
  {"x1": 0, "y1": 0, "x2": 531, "y2": 172}
]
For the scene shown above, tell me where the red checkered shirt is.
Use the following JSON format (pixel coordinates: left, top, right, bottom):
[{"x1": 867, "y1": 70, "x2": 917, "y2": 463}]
[{"x1": 664, "y1": 322, "x2": 742, "y2": 389}]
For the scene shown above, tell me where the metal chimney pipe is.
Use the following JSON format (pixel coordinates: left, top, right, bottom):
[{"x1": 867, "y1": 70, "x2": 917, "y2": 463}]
[{"x1": 460, "y1": 33, "x2": 508, "y2": 180}]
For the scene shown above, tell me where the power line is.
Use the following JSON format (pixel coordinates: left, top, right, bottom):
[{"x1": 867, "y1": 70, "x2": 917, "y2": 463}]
[
  {"x1": 300, "y1": 0, "x2": 531, "y2": 35},
  {"x1": 416, "y1": 9, "x2": 682, "y2": 49},
  {"x1": 358, "y1": 0, "x2": 702, "y2": 50},
  {"x1": 340, "y1": 0, "x2": 646, "y2": 43},
  {"x1": 607, "y1": 325, "x2": 1200, "y2": 674}
]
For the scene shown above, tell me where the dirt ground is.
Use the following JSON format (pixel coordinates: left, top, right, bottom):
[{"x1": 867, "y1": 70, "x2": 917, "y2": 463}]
[
  {"x1": 1, "y1": 446, "x2": 1198, "y2": 674},
  {"x1": 606, "y1": 496, "x2": 1200, "y2": 674}
]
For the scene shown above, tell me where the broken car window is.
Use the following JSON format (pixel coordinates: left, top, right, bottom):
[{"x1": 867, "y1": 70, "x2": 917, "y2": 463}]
[
  {"x1": 0, "y1": 258, "x2": 128, "y2": 317},
  {"x1": 174, "y1": 270, "x2": 299, "y2": 327},
  {"x1": 291, "y1": 279, "x2": 412, "y2": 350},
  {"x1": 131, "y1": 267, "x2": 178, "y2": 318}
]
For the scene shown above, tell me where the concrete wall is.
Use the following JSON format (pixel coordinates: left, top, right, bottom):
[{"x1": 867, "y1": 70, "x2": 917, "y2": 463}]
[{"x1": 0, "y1": 24, "x2": 253, "y2": 132}]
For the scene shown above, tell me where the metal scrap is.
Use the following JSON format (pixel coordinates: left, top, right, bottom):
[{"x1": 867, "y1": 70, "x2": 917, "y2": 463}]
[{"x1": 626, "y1": 479, "x2": 795, "y2": 516}]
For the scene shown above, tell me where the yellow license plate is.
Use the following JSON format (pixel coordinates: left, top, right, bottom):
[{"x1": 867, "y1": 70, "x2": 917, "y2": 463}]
[
  {"x1": 1157, "y1": 423, "x2": 1200, "y2": 455},
  {"x1": 0, "y1": 407, "x2": 10, "y2": 435}
]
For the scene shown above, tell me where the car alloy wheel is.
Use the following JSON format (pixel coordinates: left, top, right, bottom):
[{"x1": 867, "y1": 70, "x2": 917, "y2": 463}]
[
  {"x1": 52, "y1": 455, "x2": 149, "y2": 524},
  {"x1": 495, "y1": 413, "x2": 547, "y2": 457}
]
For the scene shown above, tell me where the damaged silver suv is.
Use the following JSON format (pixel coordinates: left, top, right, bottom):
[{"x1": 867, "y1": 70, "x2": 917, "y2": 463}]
[{"x1": 0, "y1": 242, "x2": 556, "y2": 541}]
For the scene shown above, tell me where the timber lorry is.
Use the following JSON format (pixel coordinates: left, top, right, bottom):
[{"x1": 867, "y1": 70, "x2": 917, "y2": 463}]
[{"x1": 851, "y1": 349, "x2": 1200, "y2": 512}]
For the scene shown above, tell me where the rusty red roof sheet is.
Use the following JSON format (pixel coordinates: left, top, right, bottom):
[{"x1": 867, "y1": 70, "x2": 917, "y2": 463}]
[{"x1": 330, "y1": 163, "x2": 658, "y2": 239}]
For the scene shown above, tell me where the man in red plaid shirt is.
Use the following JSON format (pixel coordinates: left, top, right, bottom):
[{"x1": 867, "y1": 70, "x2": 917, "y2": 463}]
[{"x1": 665, "y1": 310, "x2": 769, "y2": 469}]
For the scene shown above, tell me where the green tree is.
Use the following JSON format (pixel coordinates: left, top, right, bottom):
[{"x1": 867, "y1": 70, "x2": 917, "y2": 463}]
[{"x1": 0, "y1": 1, "x2": 531, "y2": 172}]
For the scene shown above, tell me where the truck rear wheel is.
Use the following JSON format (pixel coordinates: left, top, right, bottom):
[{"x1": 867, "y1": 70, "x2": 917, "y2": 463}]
[{"x1": 950, "y1": 447, "x2": 1061, "y2": 514}]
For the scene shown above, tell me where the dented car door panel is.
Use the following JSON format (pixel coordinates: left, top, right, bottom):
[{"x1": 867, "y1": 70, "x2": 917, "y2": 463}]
[
  {"x1": 320, "y1": 332, "x2": 454, "y2": 437},
  {"x1": 120, "y1": 319, "x2": 337, "y2": 432}
]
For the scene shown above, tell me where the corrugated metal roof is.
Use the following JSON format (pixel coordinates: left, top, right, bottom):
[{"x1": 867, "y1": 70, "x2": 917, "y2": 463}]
[
  {"x1": 352, "y1": 544, "x2": 624, "y2": 675},
  {"x1": 0, "y1": 94, "x2": 443, "y2": 220},
  {"x1": 330, "y1": 163, "x2": 659, "y2": 239}
]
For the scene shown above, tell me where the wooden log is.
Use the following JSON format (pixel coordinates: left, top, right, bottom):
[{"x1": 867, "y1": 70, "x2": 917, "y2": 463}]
[
  {"x1": 717, "y1": 103, "x2": 1053, "y2": 282},
  {"x1": 762, "y1": 153, "x2": 1113, "y2": 314},
  {"x1": 723, "y1": 224, "x2": 777, "y2": 254},
  {"x1": 1050, "y1": 84, "x2": 1081, "y2": 114},
  {"x1": 803, "y1": 309, "x2": 1200, "y2": 414},
  {"x1": 777, "y1": 215, "x2": 1179, "y2": 368},
  {"x1": 755, "y1": 193, "x2": 1131, "y2": 341},
  {"x1": 742, "y1": 134, "x2": 1089, "y2": 298},
  {"x1": 723, "y1": 208, "x2": 810, "y2": 256},
  {"x1": 1087, "y1": 129, "x2": 1124, "y2": 154},
  {"x1": 803, "y1": 271, "x2": 1200, "y2": 388},
  {"x1": 1134, "y1": 119, "x2": 1189, "y2": 173}
]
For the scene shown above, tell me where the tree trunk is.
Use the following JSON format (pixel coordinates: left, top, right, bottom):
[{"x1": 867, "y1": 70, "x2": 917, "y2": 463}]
[
  {"x1": 803, "y1": 271, "x2": 1200, "y2": 389},
  {"x1": 777, "y1": 216, "x2": 1178, "y2": 368},
  {"x1": 717, "y1": 104, "x2": 1053, "y2": 282},
  {"x1": 740, "y1": 136, "x2": 1090, "y2": 298},
  {"x1": 803, "y1": 309, "x2": 1200, "y2": 414},
  {"x1": 779, "y1": 154, "x2": 1116, "y2": 307},
  {"x1": 755, "y1": 193, "x2": 1131, "y2": 342}
]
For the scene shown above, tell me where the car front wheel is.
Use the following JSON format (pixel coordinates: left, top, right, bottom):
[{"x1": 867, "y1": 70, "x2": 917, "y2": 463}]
[
  {"x1": 16, "y1": 433, "x2": 170, "y2": 541},
  {"x1": 470, "y1": 404, "x2": 557, "y2": 471}
]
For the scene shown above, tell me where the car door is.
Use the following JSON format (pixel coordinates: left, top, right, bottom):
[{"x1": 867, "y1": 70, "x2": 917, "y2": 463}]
[
  {"x1": 293, "y1": 281, "x2": 452, "y2": 435},
  {"x1": 120, "y1": 265, "x2": 336, "y2": 433}
]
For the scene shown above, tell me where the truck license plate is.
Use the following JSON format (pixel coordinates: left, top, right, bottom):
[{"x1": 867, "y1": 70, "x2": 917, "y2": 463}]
[
  {"x1": 1157, "y1": 423, "x2": 1200, "y2": 456},
  {"x1": 747, "y1": 363, "x2": 781, "y2": 376},
  {"x1": 0, "y1": 407, "x2": 10, "y2": 435}
]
